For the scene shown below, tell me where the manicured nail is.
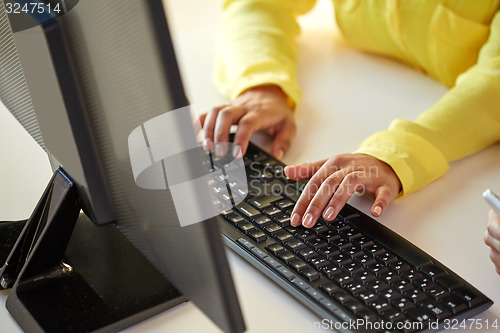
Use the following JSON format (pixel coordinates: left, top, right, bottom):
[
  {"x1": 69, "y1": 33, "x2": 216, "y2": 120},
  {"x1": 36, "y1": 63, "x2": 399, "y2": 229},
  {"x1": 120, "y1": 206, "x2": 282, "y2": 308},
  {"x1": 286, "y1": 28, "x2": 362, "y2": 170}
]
[
  {"x1": 373, "y1": 206, "x2": 382, "y2": 216},
  {"x1": 215, "y1": 143, "x2": 225, "y2": 157},
  {"x1": 203, "y1": 138, "x2": 211, "y2": 151},
  {"x1": 276, "y1": 149, "x2": 284, "y2": 160},
  {"x1": 233, "y1": 145, "x2": 242, "y2": 158},
  {"x1": 324, "y1": 207, "x2": 335, "y2": 220},
  {"x1": 302, "y1": 213, "x2": 314, "y2": 228},
  {"x1": 291, "y1": 213, "x2": 300, "y2": 226}
]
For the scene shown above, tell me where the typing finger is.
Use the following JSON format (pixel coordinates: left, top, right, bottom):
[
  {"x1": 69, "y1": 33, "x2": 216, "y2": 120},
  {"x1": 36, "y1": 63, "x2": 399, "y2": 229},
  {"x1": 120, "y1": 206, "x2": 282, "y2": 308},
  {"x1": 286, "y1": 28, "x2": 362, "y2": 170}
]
[
  {"x1": 301, "y1": 171, "x2": 347, "y2": 227},
  {"x1": 232, "y1": 113, "x2": 260, "y2": 157},
  {"x1": 214, "y1": 106, "x2": 245, "y2": 156},
  {"x1": 321, "y1": 171, "x2": 364, "y2": 225},
  {"x1": 203, "y1": 106, "x2": 224, "y2": 150}
]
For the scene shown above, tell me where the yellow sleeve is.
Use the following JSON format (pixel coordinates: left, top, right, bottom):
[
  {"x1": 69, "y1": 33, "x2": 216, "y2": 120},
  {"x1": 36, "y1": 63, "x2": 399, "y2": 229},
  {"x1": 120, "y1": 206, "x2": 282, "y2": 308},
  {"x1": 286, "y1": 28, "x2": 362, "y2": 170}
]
[
  {"x1": 214, "y1": 0, "x2": 317, "y2": 105},
  {"x1": 355, "y1": 10, "x2": 500, "y2": 195}
]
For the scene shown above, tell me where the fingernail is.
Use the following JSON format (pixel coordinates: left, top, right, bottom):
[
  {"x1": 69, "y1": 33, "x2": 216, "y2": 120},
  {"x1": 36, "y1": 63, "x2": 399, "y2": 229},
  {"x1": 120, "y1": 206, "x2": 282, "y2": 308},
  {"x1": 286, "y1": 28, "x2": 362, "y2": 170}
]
[
  {"x1": 302, "y1": 213, "x2": 314, "y2": 228},
  {"x1": 232, "y1": 145, "x2": 242, "y2": 158},
  {"x1": 373, "y1": 206, "x2": 382, "y2": 216},
  {"x1": 203, "y1": 138, "x2": 211, "y2": 151},
  {"x1": 215, "y1": 143, "x2": 225, "y2": 157},
  {"x1": 276, "y1": 149, "x2": 284, "y2": 160},
  {"x1": 324, "y1": 207, "x2": 335, "y2": 220},
  {"x1": 291, "y1": 213, "x2": 300, "y2": 226}
]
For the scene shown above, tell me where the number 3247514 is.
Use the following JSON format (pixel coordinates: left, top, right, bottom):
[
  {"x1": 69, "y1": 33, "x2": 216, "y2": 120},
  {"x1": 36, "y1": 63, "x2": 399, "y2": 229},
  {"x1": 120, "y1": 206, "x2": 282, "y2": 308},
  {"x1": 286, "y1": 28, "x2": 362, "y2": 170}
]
[
  {"x1": 5, "y1": 2, "x2": 61, "y2": 14},
  {"x1": 443, "y1": 318, "x2": 499, "y2": 330}
]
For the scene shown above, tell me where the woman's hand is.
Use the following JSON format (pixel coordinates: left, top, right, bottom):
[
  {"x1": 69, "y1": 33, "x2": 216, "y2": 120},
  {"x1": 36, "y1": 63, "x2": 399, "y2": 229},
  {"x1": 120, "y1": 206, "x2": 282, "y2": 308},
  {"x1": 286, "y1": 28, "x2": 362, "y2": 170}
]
[
  {"x1": 200, "y1": 84, "x2": 296, "y2": 158},
  {"x1": 484, "y1": 209, "x2": 500, "y2": 275},
  {"x1": 285, "y1": 154, "x2": 402, "y2": 228}
]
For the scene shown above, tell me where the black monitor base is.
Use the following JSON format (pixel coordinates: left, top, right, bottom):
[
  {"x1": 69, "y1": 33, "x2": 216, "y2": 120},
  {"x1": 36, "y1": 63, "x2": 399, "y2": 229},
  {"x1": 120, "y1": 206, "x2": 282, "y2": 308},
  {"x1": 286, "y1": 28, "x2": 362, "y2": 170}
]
[{"x1": 0, "y1": 169, "x2": 187, "y2": 332}]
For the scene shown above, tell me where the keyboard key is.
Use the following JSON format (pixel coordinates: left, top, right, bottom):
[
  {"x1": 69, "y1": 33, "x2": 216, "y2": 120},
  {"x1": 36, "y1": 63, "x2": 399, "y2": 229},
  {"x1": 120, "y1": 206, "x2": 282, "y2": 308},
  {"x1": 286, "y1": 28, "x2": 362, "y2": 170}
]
[
  {"x1": 285, "y1": 239, "x2": 307, "y2": 253},
  {"x1": 301, "y1": 267, "x2": 320, "y2": 282},
  {"x1": 358, "y1": 291, "x2": 379, "y2": 305},
  {"x1": 321, "y1": 231, "x2": 341, "y2": 244},
  {"x1": 319, "y1": 282, "x2": 339, "y2": 296},
  {"x1": 332, "y1": 274, "x2": 355, "y2": 287},
  {"x1": 289, "y1": 259, "x2": 308, "y2": 272},
  {"x1": 390, "y1": 261, "x2": 412, "y2": 275},
  {"x1": 419, "y1": 264, "x2": 448, "y2": 281},
  {"x1": 368, "y1": 299, "x2": 391, "y2": 315},
  {"x1": 275, "y1": 265, "x2": 296, "y2": 281},
  {"x1": 437, "y1": 275, "x2": 463, "y2": 292},
  {"x1": 275, "y1": 199, "x2": 294, "y2": 210},
  {"x1": 274, "y1": 230, "x2": 294, "y2": 243},
  {"x1": 266, "y1": 243, "x2": 285, "y2": 255},
  {"x1": 355, "y1": 236, "x2": 375, "y2": 248},
  {"x1": 278, "y1": 251, "x2": 297, "y2": 264},
  {"x1": 318, "y1": 246, "x2": 338, "y2": 259},
  {"x1": 247, "y1": 193, "x2": 282, "y2": 209},
  {"x1": 273, "y1": 213, "x2": 290, "y2": 227},
  {"x1": 263, "y1": 206, "x2": 281, "y2": 217},
  {"x1": 321, "y1": 264, "x2": 343, "y2": 280},
  {"x1": 344, "y1": 299, "x2": 364, "y2": 315},
  {"x1": 237, "y1": 221, "x2": 255, "y2": 234},
  {"x1": 354, "y1": 271, "x2": 377, "y2": 285},
  {"x1": 306, "y1": 238, "x2": 329, "y2": 251},
  {"x1": 441, "y1": 294, "x2": 468, "y2": 314},
  {"x1": 405, "y1": 307, "x2": 432, "y2": 324},
  {"x1": 225, "y1": 213, "x2": 244, "y2": 224},
  {"x1": 292, "y1": 277, "x2": 311, "y2": 291},
  {"x1": 406, "y1": 289, "x2": 427, "y2": 303},
  {"x1": 312, "y1": 224, "x2": 329, "y2": 236},
  {"x1": 263, "y1": 256, "x2": 281, "y2": 268},
  {"x1": 453, "y1": 287, "x2": 481, "y2": 307},
  {"x1": 329, "y1": 252, "x2": 352, "y2": 266},
  {"x1": 378, "y1": 252, "x2": 399, "y2": 266},
  {"x1": 369, "y1": 280, "x2": 390, "y2": 294},
  {"x1": 264, "y1": 224, "x2": 283, "y2": 235},
  {"x1": 309, "y1": 258, "x2": 329, "y2": 270},
  {"x1": 298, "y1": 248, "x2": 320, "y2": 262},
  {"x1": 295, "y1": 229, "x2": 316, "y2": 242},
  {"x1": 248, "y1": 229, "x2": 267, "y2": 242},
  {"x1": 253, "y1": 215, "x2": 272, "y2": 228},
  {"x1": 331, "y1": 289, "x2": 353, "y2": 304},
  {"x1": 412, "y1": 277, "x2": 435, "y2": 292},
  {"x1": 235, "y1": 202, "x2": 260, "y2": 219},
  {"x1": 427, "y1": 285, "x2": 448, "y2": 300},
  {"x1": 419, "y1": 299, "x2": 452, "y2": 320},
  {"x1": 392, "y1": 297, "x2": 415, "y2": 312}
]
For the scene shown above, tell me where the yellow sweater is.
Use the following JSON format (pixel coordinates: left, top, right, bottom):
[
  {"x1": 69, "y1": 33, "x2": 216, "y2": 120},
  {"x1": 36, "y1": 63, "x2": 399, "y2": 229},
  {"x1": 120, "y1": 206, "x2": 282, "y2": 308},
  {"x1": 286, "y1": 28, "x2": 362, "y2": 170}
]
[{"x1": 215, "y1": 0, "x2": 500, "y2": 195}]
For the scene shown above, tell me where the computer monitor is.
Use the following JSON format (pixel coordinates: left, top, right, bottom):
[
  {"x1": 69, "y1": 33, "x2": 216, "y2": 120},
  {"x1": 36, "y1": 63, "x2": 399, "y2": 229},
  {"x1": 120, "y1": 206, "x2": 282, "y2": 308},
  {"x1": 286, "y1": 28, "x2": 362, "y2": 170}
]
[{"x1": 0, "y1": 0, "x2": 245, "y2": 332}]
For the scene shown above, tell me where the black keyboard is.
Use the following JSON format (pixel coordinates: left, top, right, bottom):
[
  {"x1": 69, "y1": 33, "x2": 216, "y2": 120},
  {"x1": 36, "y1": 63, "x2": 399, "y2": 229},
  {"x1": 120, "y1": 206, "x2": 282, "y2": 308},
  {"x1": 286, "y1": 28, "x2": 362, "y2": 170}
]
[{"x1": 216, "y1": 141, "x2": 492, "y2": 332}]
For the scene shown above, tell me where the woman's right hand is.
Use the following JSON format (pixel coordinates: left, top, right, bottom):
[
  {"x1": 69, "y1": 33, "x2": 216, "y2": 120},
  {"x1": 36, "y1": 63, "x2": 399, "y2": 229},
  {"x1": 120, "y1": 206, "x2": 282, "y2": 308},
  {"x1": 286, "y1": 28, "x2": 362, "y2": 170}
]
[{"x1": 200, "y1": 84, "x2": 296, "y2": 159}]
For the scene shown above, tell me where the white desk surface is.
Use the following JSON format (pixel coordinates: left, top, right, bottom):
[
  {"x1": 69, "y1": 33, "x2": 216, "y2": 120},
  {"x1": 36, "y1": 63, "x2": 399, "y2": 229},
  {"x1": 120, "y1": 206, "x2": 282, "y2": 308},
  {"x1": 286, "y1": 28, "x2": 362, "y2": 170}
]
[{"x1": 1, "y1": 0, "x2": 499, "y2": 332}]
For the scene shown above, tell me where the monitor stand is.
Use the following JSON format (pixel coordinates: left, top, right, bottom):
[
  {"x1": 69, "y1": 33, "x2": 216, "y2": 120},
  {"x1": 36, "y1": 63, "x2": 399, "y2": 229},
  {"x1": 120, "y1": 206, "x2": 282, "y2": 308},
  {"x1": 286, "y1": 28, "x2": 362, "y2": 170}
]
[{"x1": 0, "y1": 168, "x2": 187, "y2": 332}]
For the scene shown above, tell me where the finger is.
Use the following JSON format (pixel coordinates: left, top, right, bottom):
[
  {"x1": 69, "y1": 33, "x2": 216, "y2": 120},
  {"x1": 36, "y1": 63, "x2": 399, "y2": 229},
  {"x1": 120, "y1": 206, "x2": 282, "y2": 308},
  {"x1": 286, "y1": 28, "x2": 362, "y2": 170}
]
[
  {"x1": 484, "y1": 231, "x2": 500, "y2": 252},
  {"x1": 232, "y1": 113, "x2": 259, "y2": 157},
  {"x1": 371, "y1": 186, "x2": 398, "y2": 217},
  {"x1": 321, "y1": 172, "x2": 364, "y2": 224},
  {"x1": 271, "y1": 120, "x2": 296, "y2": 160},
  {"x1": 488, "y1": 249, "x2": 500, "y2": 275},
  {"x1": 285, "y1": 160, "x2": 328, "y2": 181},
  {"x1": 203, "y1": 106, "x2": 224, "y2": 150},
  {"x1": 199, "y1": 113, "x2": 208, "y2": 128},
  {"x1": 214, "y1": 106, "x2": 246, "y2": 157},
  {"x1": 291, "y1": 167, "x2": 349, "y2": 227},
  {"x1": 301, "y1": 172, "x2": 346, "y2": 227}
]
